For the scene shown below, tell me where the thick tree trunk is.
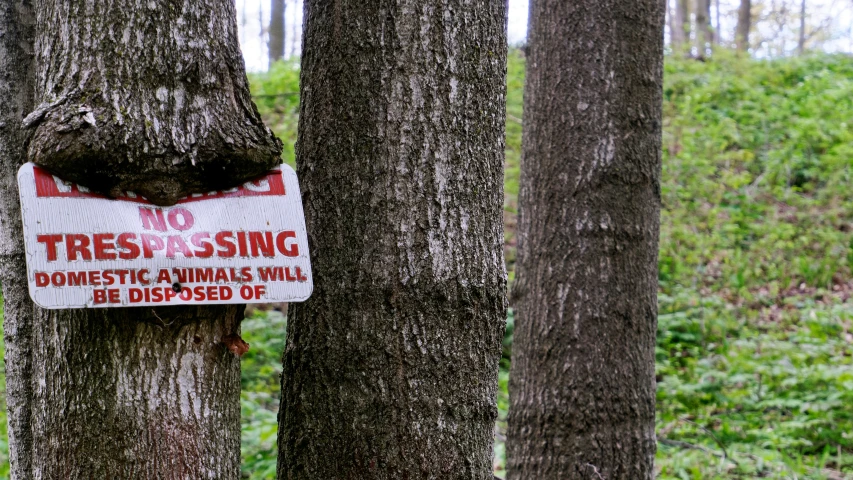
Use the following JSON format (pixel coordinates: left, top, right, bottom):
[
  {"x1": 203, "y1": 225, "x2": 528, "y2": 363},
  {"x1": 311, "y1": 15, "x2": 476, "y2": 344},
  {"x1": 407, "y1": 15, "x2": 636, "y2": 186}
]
[
  {"x1": 277, "y1": 1, "x2": 508, "y2": 479},
  {"x1": 506, "y1": 0, "x2": 664, "y2": 478},
  {"x1": 0, "y1": 1, "x2": 280, "y2": 477},
  {"x1": 736, "y1": 0, "x2": 751, "y2": 53},
  {"x1": 26, "y1": 0, "x2": 282, "y2": 206},
  {"x1": 0, "y1": 2, "x2": 36, "y2": 479},
  {"x1": 269, "y1": 0, "x2": 286, "y2": 65}
]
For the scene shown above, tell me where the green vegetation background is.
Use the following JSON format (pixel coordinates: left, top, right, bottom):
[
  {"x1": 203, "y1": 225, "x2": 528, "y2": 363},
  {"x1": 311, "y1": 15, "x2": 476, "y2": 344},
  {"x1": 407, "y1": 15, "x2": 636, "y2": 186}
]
[{"x1": 4, "y1": 50, "x2": 853, "y2": 478}]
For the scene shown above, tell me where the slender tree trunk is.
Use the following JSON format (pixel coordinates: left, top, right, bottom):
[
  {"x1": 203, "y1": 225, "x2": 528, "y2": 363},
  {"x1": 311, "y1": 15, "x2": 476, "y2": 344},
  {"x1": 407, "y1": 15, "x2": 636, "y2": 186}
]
[
  {"x1": 1, "y1": 0, "x2": 282, "y2": 477},
  {"x1": 506, "y1": 0, "x2": 664, "y2": 478},
  {"x1": 0, "y1": 2, "x2": 36, "y2": 479},
  {"x1": 797, "y1": 0, "x2": 806, "y2": 54},
  {"x1": 289, "y1": 0, "x2": 300, "y2": 58},
  {"x1": 277, "y1": 0, "x2": 508, "y2": 479},
  {"x1": 715, "y1": 0, "x2": 721, "y2": 44},
  {"x1": 696, "y1": 0, "x2": 712, "y2": 58},
  {"x1": 269, "y1": 0, "x2": 286, "y2": 65},
  {"x1": 736, "y1": 0, "x2": 752, "y2": 53},
  {"x1": 672, "y1": 0, "x2": 689, "y2": 52}
]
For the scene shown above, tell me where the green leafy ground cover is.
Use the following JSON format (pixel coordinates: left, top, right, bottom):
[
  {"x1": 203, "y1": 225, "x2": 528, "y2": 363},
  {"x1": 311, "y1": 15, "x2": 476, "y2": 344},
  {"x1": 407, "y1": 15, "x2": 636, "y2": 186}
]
[{"x1": 2, "y1": 50, "x2": 853, "y2": 478}]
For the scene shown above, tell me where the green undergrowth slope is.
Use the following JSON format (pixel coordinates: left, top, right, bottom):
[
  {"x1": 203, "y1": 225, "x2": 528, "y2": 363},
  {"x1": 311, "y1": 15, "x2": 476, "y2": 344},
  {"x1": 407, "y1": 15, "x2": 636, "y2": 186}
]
[{"x1": 252, "y1": 50, "x2": 853, "y2": 479}]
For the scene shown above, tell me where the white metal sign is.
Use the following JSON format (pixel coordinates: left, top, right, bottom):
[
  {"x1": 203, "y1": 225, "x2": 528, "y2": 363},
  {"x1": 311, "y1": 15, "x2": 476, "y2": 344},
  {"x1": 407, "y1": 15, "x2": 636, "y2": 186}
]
[{"x1": 18, "y1": 162, "x2": 312, "y2": 308}]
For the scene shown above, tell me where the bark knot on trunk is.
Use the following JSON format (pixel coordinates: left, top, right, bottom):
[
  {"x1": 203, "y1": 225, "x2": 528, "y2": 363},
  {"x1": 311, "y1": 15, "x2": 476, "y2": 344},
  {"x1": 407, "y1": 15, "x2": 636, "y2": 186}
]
[{"x1": 25, "y1": 0, "x2": 283, "y2": 206}]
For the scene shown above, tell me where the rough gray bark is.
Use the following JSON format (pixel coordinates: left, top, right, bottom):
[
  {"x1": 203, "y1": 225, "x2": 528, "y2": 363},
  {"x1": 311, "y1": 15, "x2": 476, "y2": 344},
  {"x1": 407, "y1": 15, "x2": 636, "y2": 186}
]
[
  {"x1": 269, "y1": 0, "x2": 286, "y2": 65},
  {"x1": 26, "y1": 0, "x2": 282, "y2": 206},
  {"x1": 0, "y1": 1, "x2": 36, "y2": 478},
  {"x1": 0, "y1": 0, "x2": 277, "y2": 477},
  {"x1": 736, "y1": 0, "x2": 752, "y2": 53},
  {"x1": 30, "y1": 307, "x2": 243, "y2": 478},
  {"x1": 506, "y1": 0, "x2": 664, "y2": 478},
  {"x1": 277, "y1": 0, "x2": 508, "y2": 479}
]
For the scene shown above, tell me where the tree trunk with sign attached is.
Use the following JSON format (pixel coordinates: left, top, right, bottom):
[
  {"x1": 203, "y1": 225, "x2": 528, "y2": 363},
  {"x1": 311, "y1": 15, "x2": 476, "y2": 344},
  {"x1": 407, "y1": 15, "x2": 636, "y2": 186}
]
[
  {"x1": 0, "y1": 0, "x2": 282, "y2": 477},
  {"x1": 506, "y1": 0, "x2": 663, "y2": 479},
  {"x1": 277, "y1": 1, "x2": 508, "y2": 479}
]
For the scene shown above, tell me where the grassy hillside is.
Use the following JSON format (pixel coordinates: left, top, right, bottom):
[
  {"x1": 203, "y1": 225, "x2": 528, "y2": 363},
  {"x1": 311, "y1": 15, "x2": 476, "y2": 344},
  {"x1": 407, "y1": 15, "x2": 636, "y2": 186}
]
[
  {"x1": 655, "y1": 52, "x2": 853, "y2": 479},
  {"x1": 251, "y1": 51, "x2": 853, "y2": 479},
  {"x1": 1, "y1": 50, "x2": 853, "y2": 479}
]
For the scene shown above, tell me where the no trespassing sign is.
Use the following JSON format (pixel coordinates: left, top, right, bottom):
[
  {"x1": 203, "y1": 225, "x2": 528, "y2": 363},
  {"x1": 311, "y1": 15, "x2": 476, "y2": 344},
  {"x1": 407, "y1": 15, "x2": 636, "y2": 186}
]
[{"x1": 18, "y1": 163, "x2": 313, "y2": 308}]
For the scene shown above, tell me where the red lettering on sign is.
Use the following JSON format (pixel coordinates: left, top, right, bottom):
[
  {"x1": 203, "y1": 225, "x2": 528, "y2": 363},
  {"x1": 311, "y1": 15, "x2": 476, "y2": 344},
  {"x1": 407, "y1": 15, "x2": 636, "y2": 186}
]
[
  {"x1": 66, "y1": 234, "x2": 92, "y2": 261},
  {"x1": 191, "y1": 233, "x2": 214, "y2": 258},
  {"x1": 165, "y1": 236, "x2": 193, "y2": 258},
  {"x1": 33, "y1": 165, "x2": 286, "y2": 203},
  {"x1": 93, "y1": 233, "x2": 116, "y2": 260},
  {"x1": 215, "y1": 231, "x2": 236, "y2": 257},
  {"x1": 220, "y1": 286, "x2": 233, "y2": 300},
  {"x1": 37, "y1": 234, "x2": 63, "y2": 261},
  {"x1": 140, "y1": 208, "x2": 167, "y2": 232},
  {"x1": 249, "y1": 231, "x2": 275, "y2": 257},
  {"x1": 167, "y1": 208, "x2": 194, "y2": 230},
  {"x1": 67, "y1": 271, "x2": 86, "y2": 286},
  {"x1": 117, "y1": 233, "x2": 141, "y2": 259},
  {"x1": 140, "y1": 234, "x2": 165, "y2": 258},
  {"x1": 237, "y1": 231, "x2": 248, "y2": 257},
  {"x1": 241, "y1": 267, "x2": 253, "y2": 282},
  {"x1": 276, "y1": 231, "x2": 299, "y2": 257}
]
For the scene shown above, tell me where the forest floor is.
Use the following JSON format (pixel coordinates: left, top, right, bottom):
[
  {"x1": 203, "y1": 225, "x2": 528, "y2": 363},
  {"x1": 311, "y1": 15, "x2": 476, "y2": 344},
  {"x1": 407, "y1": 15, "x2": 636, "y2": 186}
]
[{"x1": 2, "y1": 50, "x2": 853, "y2": 479}]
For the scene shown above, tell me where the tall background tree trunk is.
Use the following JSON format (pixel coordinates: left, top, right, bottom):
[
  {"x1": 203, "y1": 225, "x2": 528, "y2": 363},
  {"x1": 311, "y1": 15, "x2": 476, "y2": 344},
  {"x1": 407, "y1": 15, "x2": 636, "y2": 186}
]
[
  {"x1": 0, "y1": 2, "x2": 36, "y2": 478},
  {"x1": 797, "y1": 0, "x2": 806, "y2": 54},
  {"x1": 506, "y1": 0, "x2": 664, "y2": 478},
  {"x1": 715, "y1": 0, "x2": 721, "y2": 45},
  {"x1": 696, "y1": 0, "x2": 712, "y2": 58},
  {"x1": 277, "y1": 0, "x2": 508, "y2": 478},
  {"x1": 1, "y1": 0, "x2": 283, "y2": 477},
  {"x1": 673, "y1": 0, "x2": 690, "y2": 54},
  {"x1": 269, "y1": 0, "x2": 286, "y2": 65},
  {"x1": 737, "y1": 0, "x2": 752, "y2": 53}
]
